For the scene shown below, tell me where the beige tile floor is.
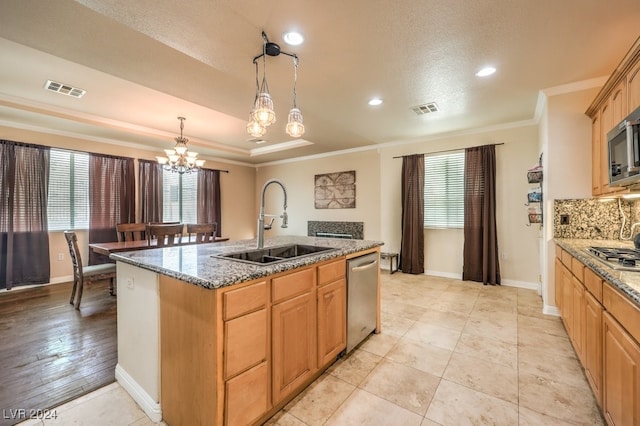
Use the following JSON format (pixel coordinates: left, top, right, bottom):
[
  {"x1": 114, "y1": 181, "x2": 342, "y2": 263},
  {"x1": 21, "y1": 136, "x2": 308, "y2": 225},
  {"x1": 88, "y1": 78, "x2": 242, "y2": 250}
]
[{"x1": 19, "y1": 272, "x2": 604, "y2": 425}]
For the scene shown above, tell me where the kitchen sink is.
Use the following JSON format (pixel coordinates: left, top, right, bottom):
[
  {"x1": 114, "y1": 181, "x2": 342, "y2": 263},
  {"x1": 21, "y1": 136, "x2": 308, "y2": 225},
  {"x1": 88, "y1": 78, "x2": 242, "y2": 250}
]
[{"x1": 212, "y1": 244, "x2": 337, "y2": 265}]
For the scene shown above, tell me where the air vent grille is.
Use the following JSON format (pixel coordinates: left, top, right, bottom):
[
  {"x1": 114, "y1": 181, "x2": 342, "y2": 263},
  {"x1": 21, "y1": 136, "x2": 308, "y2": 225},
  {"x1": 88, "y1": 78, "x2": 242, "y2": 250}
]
[
  {"x1": 44, "y1": 80, "x2": 86, "y2": 98},
  {"x1": 411, "y1": 102, "x2": 439, "y2": 115}
]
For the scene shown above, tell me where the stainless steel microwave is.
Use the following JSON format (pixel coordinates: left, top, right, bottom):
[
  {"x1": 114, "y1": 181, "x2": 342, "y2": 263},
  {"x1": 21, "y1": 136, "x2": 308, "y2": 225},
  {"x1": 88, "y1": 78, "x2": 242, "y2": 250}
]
[{"x1": 608, "y1": 106, "x2": 640, "y2": 186}]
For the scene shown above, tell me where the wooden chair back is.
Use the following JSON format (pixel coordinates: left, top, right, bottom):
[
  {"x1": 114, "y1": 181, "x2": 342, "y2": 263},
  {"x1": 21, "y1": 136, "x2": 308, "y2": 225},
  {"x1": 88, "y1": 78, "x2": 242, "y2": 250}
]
[
  {"x1": 186, "y1": 223, "x2": 218, "y2": 243},
  {"x1": 146, "y1": 223, "x2": 184, "y2": 247},
  {"x1": 116, "y1": 222, "x2": 146, "y2": 242},
  {"x1": 64, "y1": 231, "x2": 116, "y2": 309}
]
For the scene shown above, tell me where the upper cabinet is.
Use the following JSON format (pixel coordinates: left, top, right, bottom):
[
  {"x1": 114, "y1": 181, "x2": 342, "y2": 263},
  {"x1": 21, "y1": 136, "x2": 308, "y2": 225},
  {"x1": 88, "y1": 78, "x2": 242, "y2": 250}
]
[{"x1": 586, "y1": 35, "x2": 640, "y2": 197}]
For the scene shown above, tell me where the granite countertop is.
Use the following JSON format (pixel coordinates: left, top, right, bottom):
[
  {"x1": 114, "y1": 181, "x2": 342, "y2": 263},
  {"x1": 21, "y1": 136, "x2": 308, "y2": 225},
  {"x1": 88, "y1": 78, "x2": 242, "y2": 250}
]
[
  {"x1": 110, "y1": 235, "x2": 384, "y2": 290},
  {"x1": 554, "y1": 238, "x2": 640, "y2": 307}
]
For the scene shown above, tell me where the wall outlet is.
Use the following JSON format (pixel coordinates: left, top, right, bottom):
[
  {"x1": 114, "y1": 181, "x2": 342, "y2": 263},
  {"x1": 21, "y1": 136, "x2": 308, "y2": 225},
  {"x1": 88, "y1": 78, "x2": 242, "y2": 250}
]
[
  {"x1": 124, "y1": 277, "x2": 134, "y2": 289},
  {"x1": 560, "y1": 214, "x2": 570, "y2": 225},
  {"x1": 57, "y1": 253, "x2": 64, "y2": 261}
]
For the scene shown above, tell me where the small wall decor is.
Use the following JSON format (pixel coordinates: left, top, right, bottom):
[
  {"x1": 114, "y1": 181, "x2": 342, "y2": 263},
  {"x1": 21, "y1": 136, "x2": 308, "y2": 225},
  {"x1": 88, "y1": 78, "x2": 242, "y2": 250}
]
[{"x1": 314, "y1": 170, "x2": 356, "y2": 209}]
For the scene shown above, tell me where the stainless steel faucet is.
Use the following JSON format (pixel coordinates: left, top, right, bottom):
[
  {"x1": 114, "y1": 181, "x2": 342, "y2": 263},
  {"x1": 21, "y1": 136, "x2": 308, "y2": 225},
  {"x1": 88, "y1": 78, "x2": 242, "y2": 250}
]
[{"x1": 257, "y1": 179, "x2": 288, "y2": 248}]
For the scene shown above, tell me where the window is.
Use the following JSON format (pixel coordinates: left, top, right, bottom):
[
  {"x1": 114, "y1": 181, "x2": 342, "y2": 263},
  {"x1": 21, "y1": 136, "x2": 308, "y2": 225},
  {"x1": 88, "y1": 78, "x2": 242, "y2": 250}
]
[
  {"x1": 48, "y1": 149, "x2": 90, "y2": 231},
  {"x1": 162, "y1": 170, "x2": 197, "y2": 223},
  {"x1": 424, "y1": 151, "x2": 464, "y2": 228}
]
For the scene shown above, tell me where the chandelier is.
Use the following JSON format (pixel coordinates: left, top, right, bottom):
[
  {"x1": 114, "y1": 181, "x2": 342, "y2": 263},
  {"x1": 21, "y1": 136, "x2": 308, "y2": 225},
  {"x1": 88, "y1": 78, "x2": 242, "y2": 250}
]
[
  {"x1": 157, "y1": 117, "x2": 204, "y2": 174},
  {"x1": 247, "y1": 31, "x2": 305, "y2": 139}
]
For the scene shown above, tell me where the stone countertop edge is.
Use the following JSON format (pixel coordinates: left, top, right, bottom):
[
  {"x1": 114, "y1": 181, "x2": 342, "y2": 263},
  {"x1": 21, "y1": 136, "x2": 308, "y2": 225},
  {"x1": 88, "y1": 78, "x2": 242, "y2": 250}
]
[
  {"x1": 555, "y1": 238, "x2": 640, "y2": 307},
  {"x1": 109, "y1": 235, "x2": 384, "y2": 290}
]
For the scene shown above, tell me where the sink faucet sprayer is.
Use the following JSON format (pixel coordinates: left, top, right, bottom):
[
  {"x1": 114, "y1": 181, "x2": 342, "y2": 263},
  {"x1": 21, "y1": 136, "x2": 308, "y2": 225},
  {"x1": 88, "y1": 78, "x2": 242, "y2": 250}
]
[{"x1": 257, "y1": 179, "x2": 288, "y2": 248}]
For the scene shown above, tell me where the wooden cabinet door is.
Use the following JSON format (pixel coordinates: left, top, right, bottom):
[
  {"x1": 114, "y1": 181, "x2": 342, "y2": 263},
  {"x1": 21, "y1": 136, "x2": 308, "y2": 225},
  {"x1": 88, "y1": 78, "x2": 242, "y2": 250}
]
[
  {"x1": 611, "y1": 79, "x2": 627, "y2": 125},
  {"x1": 225, "y1": 362, "x2": 268, "y2": 426},
  {"x1": 272, "y1": 290, "x2": 317, "y2": 404},
  {"x1": 600, "y1": 101, "x2": 614, "y2": 193},
  {"x1": 561, "y1": 264, "x2": 573, "y2": 334},
  {"x1": 317, "y1": 278, "x2": 347, "y2": 367},
  {"x1": 554, "y1": 257, "x2": 563, "y2": 312},
  {"x1": 224, "y1": 309, "x2": 267, "y2": 379},
  {"x1": 628, "y1": 61, "x2": 640, "y2": 113},
  {"x1": 603, "y1": 312, "x2": 640, "y2": 426},
  {"x1": 571, "y1": 276, "x2": 585, "y2": 362},
  {"x1": 592, "y1": 113, "x2": 602, "y2": 196},
  {"x1": 584, "y1": 291, "x2": 603, "y2": 407}
]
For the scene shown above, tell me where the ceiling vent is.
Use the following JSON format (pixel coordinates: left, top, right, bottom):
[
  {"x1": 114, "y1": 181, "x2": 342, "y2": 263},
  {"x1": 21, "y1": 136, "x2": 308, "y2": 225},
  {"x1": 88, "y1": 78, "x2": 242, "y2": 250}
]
[
  {"x1": 44, "y1": 80, "x2": 86, "y2": 98},
  {"x1": 411, "y1": 102, "x2": 439, "y2": 115}
]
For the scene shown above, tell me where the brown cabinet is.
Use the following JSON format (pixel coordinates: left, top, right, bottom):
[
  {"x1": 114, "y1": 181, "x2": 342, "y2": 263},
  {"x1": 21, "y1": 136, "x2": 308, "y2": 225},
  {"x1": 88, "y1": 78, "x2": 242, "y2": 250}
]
[
  {"x1": 317, "y1": 278, "x2": 347, "y2": 367},
  {"x1": 571, "y1": 275, "x2": 586, "y2": 363},
  {"x1": 561, "y1": 262, "x2": 574, "y2": 334},
  {"x1": 554, "y1": 257, "x2": 563, "y2": 311},
  {"x1": 587, "y1": 35, "x2": 640, "y2": 196},
  {"x1": 159, "y1": 250, "x2": 375, "y2": 425},
  {"x1": 584, "y1": 290, "x2": 603, "y2": 406},
  {"x1": 628, "y1": 61, "x2": 640, "y2": 113},
  {"x1": 271, "y1": 269, "x2": 317, "y2": 405},
  {"x1": 602, "y1": 311, "x2": 640, "y2": 425}
]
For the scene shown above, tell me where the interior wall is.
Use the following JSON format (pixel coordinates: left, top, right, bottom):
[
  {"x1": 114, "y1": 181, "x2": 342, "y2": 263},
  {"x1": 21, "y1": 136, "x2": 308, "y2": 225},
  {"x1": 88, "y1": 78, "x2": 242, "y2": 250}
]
[
  {"x1": 379, "y1": 125, "x2": 541, "y2": 285},
  {"x1": 0, "y1": 125, "x2": 256, "y2": 283},
  {"x1": 540, "y1": 86, "x2": 601, "y2": 312},
  {"x1": 255, "y1": 150, "x2": 381, "y2": 241}
]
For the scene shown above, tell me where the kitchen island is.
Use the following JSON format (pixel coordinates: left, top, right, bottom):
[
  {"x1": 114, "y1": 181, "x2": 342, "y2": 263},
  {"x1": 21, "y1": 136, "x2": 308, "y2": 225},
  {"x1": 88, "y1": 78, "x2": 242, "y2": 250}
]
[{"x1": 110, "y1": 235, "x2": 383, "y2": 425}]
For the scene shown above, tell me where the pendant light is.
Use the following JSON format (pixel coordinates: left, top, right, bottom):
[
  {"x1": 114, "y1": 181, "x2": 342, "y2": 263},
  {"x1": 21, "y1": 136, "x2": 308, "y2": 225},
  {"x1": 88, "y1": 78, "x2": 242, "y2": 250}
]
[{"x1": 286, "y1": 56, "x2": 305, "y2": 138}]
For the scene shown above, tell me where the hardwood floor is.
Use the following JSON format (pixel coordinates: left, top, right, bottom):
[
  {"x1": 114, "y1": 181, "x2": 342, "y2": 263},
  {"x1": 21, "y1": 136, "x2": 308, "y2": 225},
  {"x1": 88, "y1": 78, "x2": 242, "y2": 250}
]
[{"x1": 0, "y1": 280, "x2": 116, "y2": 426}]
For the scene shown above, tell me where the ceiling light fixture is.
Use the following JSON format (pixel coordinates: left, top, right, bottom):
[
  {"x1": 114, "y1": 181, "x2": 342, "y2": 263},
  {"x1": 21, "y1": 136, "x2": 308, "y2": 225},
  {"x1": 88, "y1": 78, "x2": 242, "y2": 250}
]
[
  {"x1": 283, "y1": 31, "x2": 304, "y2": 46},
  {"x1": 156, "y1": 117, "x2": 204, "y2": 174},
  {"x1": 247, "y1": 31, "x2": 305, "y2": 139},
  {"x1": 368, "y1": 98, "x2": 383, "y2": 106},
  {"x1": 476, "y1": 66, "x2": 496, "y2": 77}
]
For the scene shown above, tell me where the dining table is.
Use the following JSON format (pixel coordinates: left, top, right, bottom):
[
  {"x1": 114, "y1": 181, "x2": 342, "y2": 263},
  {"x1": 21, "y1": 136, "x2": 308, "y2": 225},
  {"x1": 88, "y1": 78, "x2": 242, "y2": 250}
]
[{"x1": 89, "y1": 236, "x2": 229, "y2": 256}]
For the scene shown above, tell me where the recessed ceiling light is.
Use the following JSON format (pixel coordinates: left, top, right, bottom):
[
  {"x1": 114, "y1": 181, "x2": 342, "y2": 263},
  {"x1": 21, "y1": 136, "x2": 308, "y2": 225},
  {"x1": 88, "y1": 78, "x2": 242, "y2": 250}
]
[
  {"x1": 368, "y1": 98, "x2": 383, "y2": 106},
  {"x1": 476, "y1": 67, "x2": 496, "y2": 77},
  {"x1": 283, "y1": 32, "x2": 304, "y2": 46}
]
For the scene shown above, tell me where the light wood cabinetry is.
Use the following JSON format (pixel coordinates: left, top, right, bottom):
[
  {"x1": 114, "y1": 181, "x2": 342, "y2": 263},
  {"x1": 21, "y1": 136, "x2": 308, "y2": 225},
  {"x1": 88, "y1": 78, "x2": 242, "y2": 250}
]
[
  {"x1": 271, "y1": 268, "x2": 317, "y2": 405},
  {"x1": 628, "y1": 61, "x2": 640, "y2": 113},
  {"x1": 584, "y1": 289, "x2": 603, "y2": 406},
  {"x1": 554, "y1": 257, "x2": 563, "y2": 311},
  {"x1": 159, "y1": 253, "x2": 358, "y2": 425},
  {"x1": 602, "y1": 311, "x2": 640, "y2": 425},
  {"x1": 587, "y1": 35, "x2": 640, "y2": 196},
  {"x1": 554, "y1": 245, "x2": 640, "y2": 425}
]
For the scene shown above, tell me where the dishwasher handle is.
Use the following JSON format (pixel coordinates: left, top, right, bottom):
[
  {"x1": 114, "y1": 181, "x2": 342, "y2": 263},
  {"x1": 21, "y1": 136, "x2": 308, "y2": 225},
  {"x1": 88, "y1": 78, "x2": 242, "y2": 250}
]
[{"x1": 351, "y1": 259, "x2": 378, "y2": 271}]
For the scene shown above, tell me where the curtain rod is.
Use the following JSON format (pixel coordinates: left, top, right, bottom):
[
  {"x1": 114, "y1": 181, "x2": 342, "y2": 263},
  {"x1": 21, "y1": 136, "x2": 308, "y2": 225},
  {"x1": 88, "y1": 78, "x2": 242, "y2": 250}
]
[{"x1": 392, "y1": 143, "x2": 504, "y2": 159}]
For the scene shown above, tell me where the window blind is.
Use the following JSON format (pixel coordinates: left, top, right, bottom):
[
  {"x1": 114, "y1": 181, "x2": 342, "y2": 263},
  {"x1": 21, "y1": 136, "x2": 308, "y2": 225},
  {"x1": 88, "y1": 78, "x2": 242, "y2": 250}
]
[
  {"x1": 47, "y1": 149, "x2": 89, "y2": 231},
  {"x1": 162, "y1": 170, "x2": 198, "y2": 223},
  {"x1": 423, "y1": 151, "x2": 464, "y2": 228}
]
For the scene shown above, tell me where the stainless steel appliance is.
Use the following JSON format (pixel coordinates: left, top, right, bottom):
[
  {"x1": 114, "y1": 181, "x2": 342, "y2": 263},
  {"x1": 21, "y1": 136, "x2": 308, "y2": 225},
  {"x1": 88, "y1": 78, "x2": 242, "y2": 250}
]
[
  {"x1": 346, "y1": 252, "x2": 378, "y2": 353},
  {"x1": 608, "y1": 105, "x2": 640, "y2": 186},
  {"x1": 586, "y1": 246, "x2": 640, "y2": 271}
]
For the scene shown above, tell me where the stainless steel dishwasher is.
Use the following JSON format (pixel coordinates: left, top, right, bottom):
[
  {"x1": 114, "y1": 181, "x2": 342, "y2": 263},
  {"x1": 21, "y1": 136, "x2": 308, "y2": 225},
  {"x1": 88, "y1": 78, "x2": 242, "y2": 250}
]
[{"x1": 346, "y1": 252, "x2": 379, "y2": 353}]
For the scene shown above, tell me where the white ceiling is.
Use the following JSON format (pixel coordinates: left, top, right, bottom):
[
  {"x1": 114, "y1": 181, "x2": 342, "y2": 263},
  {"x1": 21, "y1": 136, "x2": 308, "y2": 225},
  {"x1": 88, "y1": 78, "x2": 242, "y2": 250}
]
[{"x1": 0, "y1": 0, "x2": 639, "y2": 165}]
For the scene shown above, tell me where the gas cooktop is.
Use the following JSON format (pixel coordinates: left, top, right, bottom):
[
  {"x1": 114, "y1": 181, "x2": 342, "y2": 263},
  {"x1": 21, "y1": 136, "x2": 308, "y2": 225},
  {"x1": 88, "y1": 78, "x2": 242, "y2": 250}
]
[{"x1": 587, "y1": 246, "x2": 640, "y2": 271}]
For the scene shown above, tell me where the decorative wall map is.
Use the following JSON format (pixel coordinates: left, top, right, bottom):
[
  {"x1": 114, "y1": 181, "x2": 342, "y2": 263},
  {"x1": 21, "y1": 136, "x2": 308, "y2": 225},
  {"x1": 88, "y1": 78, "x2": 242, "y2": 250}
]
[{"x1": 314, "y1": 170, "x2": 356, "y2": 209}]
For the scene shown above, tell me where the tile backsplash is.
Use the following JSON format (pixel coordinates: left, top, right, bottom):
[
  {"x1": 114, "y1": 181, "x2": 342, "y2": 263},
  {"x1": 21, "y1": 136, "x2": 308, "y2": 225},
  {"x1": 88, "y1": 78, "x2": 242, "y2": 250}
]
[{"x1": 554, "y1": 198, "x2": 640, "y2": 240}]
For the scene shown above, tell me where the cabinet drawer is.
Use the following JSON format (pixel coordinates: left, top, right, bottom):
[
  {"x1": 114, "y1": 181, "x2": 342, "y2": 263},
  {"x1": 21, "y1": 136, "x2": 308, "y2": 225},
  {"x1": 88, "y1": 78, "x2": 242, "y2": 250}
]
[
  {"x1": 571, "y1": 257, "x2": 585, "y2": 283},
  {"x1": 318, "y1": 258, "x2": 346, "y2": 287},
  {"x1": 272, "y1": 267, "x2": 315, "y2": 304},
  {"x1": 561, "y1": 249, "x2": 572, "y2": 268},
  {"x1": 225, "y1": 362, "x2": 268, "y2": 426},
  {"x1": 603, "y1": 283, "x2": 640, "y2": 344},
  {"x1": 584, "y1": 267, "x2": 603, "y2": 302},
  {"x1": 224, "y1": 309, "x2": 267, "y2": 379},
  {"x1": 223, "y1": 280, "x2": 267, "y2": 320}
]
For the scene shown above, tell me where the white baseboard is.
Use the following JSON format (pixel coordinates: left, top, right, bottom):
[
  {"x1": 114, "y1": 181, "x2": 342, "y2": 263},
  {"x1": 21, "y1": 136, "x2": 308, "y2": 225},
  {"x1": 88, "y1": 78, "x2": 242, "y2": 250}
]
[
  {"x1": 424, "y1": 270, "x2": 462, "y2": 280},
  {"x1": 424, "y1": 271, "x2": 539, "y2": 291},
  {"x1": 543, "y1": 304, "x2": 561, "y2": 317},
  {"x1": 115, "y1": 364, "x2": 162, "y2": 423},
  {"x1": 501, "y1": 279, "x2": 539, "y2": 291}
]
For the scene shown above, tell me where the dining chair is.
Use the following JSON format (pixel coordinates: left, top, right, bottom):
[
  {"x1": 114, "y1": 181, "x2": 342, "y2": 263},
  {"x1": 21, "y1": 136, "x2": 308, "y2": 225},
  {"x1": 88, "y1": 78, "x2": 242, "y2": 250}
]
[
  {"x1": 186, "y1": 223, "x2": 218, "y2": 243},
  {"x1": 64, "y1": 231, "x2": 117, "y2": 310},
  {"x1": 116, "y1": 222, "x2": 146, "y2": 242},
  {"x1": 146, "y1": 223, "x2": 184, "y2": 247}
]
